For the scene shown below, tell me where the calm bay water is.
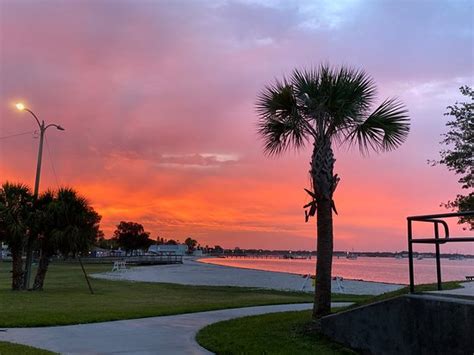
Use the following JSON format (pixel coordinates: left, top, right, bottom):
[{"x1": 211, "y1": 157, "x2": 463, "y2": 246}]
[{"x1": 200, "y1": 256, "x2": 474, "y2": 285}]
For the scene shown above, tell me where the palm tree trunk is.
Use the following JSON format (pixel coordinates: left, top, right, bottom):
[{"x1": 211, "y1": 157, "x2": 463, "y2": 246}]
[
  {"x1": 313, "y1": 198, "x2": 333, "y2": 318},
  {"x1": 22, "y1": 235, "x2": 35, "y2": 289},
  {"x1": 32, "y1": 250, "x2": 50, "y2": 291},
  {"x1": 11, "y1": 246, "x2": 24, "y2": 291},
  {"x1": 310, "y1": 139, "x2": 336, "y2": 319}
]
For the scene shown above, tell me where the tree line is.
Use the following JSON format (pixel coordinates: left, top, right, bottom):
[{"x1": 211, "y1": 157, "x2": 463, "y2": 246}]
[
  {"x1": 0, "y1": 183, "x2": 100, "y2": 291},
  {"x1": 0, "y1": 183, "x2": 204, "y2": 291},
  {"x1": 98, "y1": 221, "x2": 202, "y2": 255}
]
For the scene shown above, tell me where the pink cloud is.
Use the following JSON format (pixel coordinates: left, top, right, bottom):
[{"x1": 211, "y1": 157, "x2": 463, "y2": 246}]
[{"x1": 1, "y1": 0, "x2": 472, "y2": 253}]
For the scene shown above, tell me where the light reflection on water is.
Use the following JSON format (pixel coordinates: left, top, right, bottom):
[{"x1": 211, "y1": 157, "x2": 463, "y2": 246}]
[{"x1": 200, "y1": 257, "x2": 474, "y2": 285}]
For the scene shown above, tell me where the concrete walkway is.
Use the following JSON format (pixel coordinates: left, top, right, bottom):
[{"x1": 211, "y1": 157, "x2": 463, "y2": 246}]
[
  {"x1": 0, "y1": 302, "x2": 352, "y2": 354},
  {"x1": 429, "y1": 281, "x2": 474, "y2": 297}
]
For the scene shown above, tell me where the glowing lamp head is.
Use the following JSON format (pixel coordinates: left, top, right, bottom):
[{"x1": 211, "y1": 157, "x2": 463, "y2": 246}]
[{"x1": 15, "y1": 103, "x2": 25, "y2": 111}]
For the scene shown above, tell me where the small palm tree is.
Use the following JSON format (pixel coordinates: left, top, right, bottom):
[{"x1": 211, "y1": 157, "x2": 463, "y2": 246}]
[
  {"x1": 32, "y1": 187, "x2": 101, "y2": 290},
  {"x1": 0, "y1": 182, "x2": 33, "y2": 290},
  {"x1": 257, "y1": 65, "x2": 410, "y2": 318},
  {"x1": 30, "y1": 189, "x2": 55, "y2": 290}
]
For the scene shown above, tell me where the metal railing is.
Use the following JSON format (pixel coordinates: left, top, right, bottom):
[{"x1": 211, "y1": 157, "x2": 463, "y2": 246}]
[{"x1": 407, "y1": 211, "x2": 474, "y2": 293}]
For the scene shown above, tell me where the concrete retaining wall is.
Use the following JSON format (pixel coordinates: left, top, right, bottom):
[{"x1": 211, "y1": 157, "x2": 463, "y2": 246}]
[{"x1": 321, "y1": 294, "x2": 474, "y2": 355}]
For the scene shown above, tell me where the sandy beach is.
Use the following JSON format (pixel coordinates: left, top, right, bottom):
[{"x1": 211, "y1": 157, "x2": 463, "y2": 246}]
[{"x1": 93, "y1": 258, "x2": 404, "y2": 295}]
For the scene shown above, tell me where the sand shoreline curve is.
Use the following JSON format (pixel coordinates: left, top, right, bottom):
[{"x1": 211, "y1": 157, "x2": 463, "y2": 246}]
[{"x1": 92, "y1": 257, "x2": 404, "y2": 295}]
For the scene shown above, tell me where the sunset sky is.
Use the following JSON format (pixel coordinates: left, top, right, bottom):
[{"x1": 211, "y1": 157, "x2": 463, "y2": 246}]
[{"x1": 0, "y1": 0, "x2": 472, "y2": 252}]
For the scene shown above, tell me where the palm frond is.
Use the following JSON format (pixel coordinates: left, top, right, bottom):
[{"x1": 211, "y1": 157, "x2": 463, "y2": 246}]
[
  {"x1": 257, "y1": 65, "x2": 410, "y2": 156},
  {"x1": 347, "y1": 98, "x2": 410, "y2": 153},
  {"x1": 256, "y1": 80, "x2": 310, "y2": 156},
  {"x1": 0, "y1": 182, "x2": 33, "y2": 246},
  {"x1": 290, "y1": 65, "x2": 378, "y2": 136}
]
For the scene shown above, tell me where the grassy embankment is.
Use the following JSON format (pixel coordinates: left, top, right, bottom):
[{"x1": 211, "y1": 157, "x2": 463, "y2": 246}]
[
  {"x1": 196, "y1": 281, "x2": 463, "y2": 354},
  {"x1": 0, "y1": 341, "x2": 56, "y2": 355},
  {"x1": 0, "y1": 262, "x2": 366, "y2": 328},
  {"x1": 197, "y1": 310, "x2": 356, "y2": 354}
]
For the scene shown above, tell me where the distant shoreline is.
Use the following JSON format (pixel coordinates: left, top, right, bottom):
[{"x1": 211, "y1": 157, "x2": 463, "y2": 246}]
[{"x1": 198, "y1": 252, "x2": 474, "y2": 259}]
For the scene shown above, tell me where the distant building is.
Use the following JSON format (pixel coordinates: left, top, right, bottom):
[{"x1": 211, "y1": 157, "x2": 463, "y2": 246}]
[
  {"x1": 110, "y1": 249, "x2": 126, "y2": 257},
  {"x1": 90, "y1": 247, "x2": 112, "y2": 257},
  {"x1": 193, "y1": 249, "x2": 203, "y2": 257},
  {"x1": 148, "y1": 244, "x2": 188, "y2": 256},
  {"x1": 1, "y1": 243, "x2": 10, "y2": 259}
]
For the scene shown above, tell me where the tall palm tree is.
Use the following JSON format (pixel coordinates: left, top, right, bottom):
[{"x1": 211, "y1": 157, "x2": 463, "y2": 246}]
[
  {"x1": 256, "y1": 65, "x2": 410, "y2": 318},
  {"x1": 0, "y1": 182, "x2": 33, "y2": 290},
  {"x1": 32, "y1": 187, "x2": 101, "y2": 290}
]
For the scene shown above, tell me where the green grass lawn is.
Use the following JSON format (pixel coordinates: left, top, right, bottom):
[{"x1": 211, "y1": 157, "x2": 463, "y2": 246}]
[
  {"x1": 196, "y1": 280, "x2": 465, "y2": 354},
  {"x1": 0, "y1": 262, "x2": 365, "y2": 327},
  {"x1": 0, "y1": 261, "x2": 464, "y2": 354},
  {"x1": 0, "y1": 341, "x2": 55, "y2": 355},
  {"x1": 196, "y1": 310, "x2": 356, "y2": 355}
]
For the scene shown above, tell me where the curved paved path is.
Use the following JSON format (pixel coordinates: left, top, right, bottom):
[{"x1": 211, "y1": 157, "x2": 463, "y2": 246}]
[{"x1": 0, "y1": 302, "x2": 352, "y2": 354}]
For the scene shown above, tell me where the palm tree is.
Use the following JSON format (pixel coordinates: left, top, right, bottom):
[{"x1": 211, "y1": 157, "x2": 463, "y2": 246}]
[
  {"x1": 256, "y1": 65, "x2": 410, "y2": 318},
  {"x1": 30, "y1": 189, "x2": 55, "y2": 290},
  {"x1": 0, "y1": 182, "x2": 33, "y2": 290},
  {"x1": 32, "y1": 187, "x2": 101, "y2": 290}
]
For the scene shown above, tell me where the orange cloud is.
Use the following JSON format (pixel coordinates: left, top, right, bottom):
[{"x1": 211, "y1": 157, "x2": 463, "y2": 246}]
[{"x1": 1, "y1": 0, "x2": 472, "y2": 254}]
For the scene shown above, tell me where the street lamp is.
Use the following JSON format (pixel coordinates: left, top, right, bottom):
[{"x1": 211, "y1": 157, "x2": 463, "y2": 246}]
[
  {"x1": 15, "y1": 102, "x2": 65, "y2": 289},
  {"x1": 16, "y1": 103, "x2": 64, "y2": 197}
]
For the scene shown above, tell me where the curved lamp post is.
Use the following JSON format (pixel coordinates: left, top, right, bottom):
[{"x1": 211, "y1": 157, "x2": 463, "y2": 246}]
[
  {"x1": 15, "y1": 103, "x2": 65, "y2": 289},
  {"x1": 16, "y1": 103, "x2": 65, "y2": 197}
]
